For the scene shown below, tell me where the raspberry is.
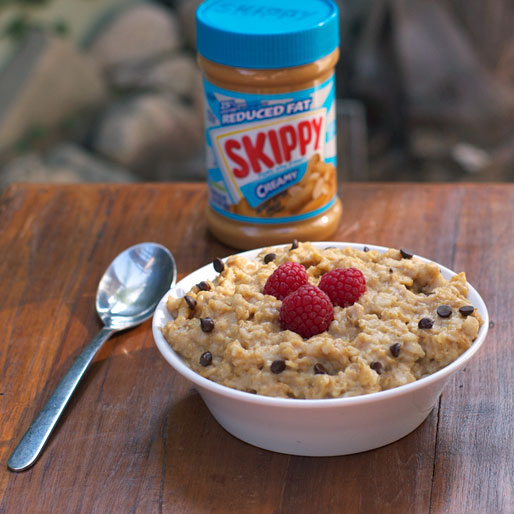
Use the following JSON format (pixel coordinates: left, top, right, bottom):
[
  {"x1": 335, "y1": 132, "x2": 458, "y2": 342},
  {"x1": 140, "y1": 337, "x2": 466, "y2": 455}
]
[
  {"x1": 263, "y1": 262, "x2": 309, "y2": 300},
  {"x1": 279, "y1": 284, "x2": 334, "y2": 338},
  {"x1": 318, "y1": 268, "x2": 366, "y2": 307}
]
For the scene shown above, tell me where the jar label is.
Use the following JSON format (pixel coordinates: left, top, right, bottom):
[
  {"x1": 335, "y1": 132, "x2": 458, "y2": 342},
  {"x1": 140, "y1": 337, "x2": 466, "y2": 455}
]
[{"x1": 204, "y1": 75, "x2": 337, "y2": 223}]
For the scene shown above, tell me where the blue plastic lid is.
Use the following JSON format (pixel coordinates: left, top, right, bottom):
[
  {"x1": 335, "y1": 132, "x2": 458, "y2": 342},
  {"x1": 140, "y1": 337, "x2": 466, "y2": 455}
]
[{"x1": 196, "y1": 0, "x2": 339, "y2": 69}]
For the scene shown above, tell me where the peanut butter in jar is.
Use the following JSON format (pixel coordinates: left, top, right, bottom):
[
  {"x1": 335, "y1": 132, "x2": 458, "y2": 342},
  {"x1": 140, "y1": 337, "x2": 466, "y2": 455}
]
[{"x1": 196, "y1": 0, "x2": 342, "y2": 249}]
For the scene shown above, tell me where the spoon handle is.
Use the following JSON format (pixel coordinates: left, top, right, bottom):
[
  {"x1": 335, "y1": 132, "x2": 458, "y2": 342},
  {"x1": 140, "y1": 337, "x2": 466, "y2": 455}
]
[{"x1": 8, "y1": 326, "x2": 115, "y2": 472}]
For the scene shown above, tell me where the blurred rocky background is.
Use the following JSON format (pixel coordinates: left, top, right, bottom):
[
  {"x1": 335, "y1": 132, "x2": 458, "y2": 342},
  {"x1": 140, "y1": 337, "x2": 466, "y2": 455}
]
[{"x1": 0, "y1": 0, "x2": 513, "y2": 191}]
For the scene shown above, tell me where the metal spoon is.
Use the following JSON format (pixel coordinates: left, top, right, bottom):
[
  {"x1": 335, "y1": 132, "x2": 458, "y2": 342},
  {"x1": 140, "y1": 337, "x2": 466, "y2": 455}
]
[{"x1": 8, "y1": 242, "x2": 176, "y2": 472}]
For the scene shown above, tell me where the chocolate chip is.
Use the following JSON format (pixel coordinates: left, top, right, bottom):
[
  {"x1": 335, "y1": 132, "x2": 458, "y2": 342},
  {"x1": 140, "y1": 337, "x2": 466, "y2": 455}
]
[
  {"x1": 200, "y1": 351, "x2": 212, "y2": 366},
  {"x1": 264, "y1": 253, "x2": 276, "y2": 264},
  {"x1": 437, "y1": 305, "x2": 452, "y2": 318},
  {"x1": 290, "y1": 239, "x2": 299, "y2": 250},
  {"x1": 197, "y1": 281, "x2": 211, "y2": 291},
  {"x1": 200, "y1": 317, "x2": 215, "y2": 332},
  {"x1": 418, "y1": 317, "x2": 434, "y2": 329},
  {"x1": 213, "y1": 257, "x2": 225, "y2": 273},
  {"x1": 389, "y1": 268, "x2": 393, "y2": 274},
  {"x1": 184, "y1": 295, "x2": 197, "y2": 310},
  {"x1": 459, "y1": 305, "x2": 475, "y2": 316},
  {"x1": 270, "y1": 359, "x2": 286, "y2": 374},
  {"x1": 314, "y1": 363, "x2": 327, "y2": 375},
  {"x1": 363, "y1": 246, "x2": 370, "y2": 252},
  {"x1": 400, "y1": 248, "x2": 413, "y2": 259},
  {"x1": 390, "y1": 343, "x2": 401, "y2": 357},
  {"x1": 370, "y1": 361, "x2": 384, "y2": 375}
]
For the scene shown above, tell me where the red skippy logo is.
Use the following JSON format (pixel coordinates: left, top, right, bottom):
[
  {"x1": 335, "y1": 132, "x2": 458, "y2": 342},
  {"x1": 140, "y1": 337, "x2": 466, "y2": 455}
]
[{"x1": 211, "y1": 109, "x2": 326, "y2": 189}]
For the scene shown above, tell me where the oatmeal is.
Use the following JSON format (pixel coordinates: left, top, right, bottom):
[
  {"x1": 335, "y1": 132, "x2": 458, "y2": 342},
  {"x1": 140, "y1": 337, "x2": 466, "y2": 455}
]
[{"x1": 161, "y1": 243, "x2": 482, "y2": 399}]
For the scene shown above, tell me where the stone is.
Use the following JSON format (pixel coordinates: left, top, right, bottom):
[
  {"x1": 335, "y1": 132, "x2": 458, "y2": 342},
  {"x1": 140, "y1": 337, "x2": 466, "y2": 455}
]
[
  {"x1": 451, "y1": 143, "x2": 492, "y2": 174},
  {"x1": 146, "y1": 54, "x2": 202, "y2": 99},
  {"x1": 0, "y1": 0, "x2": 130, "y2": 70},
  {"x1": 152, "y1": 143, "x2": 205, "y2": 182},
  {"x1": 88, "y1": 2, "x2": 182, "y2": 71},
  {"x1": 0, "y1": 144, "x2": 138, "y2": 191},
  {"x1": 0, "y1": 154, "x2": 54, "y2": 191},
  {"x1": 394, "y1": 0, "x2": 514, "y2": 126},
  {"x1": 108, "y1": 53, "x2": 202, "y2": 101},
  {"x1": 0, "y1": 30, "x2": 107, "y2": 152},
  {"x1": 176, "y1": 0, "x2": 204, "y2": 49},
  {"x1": 45, "y1": 143, "x2": 138, "y2": 182},
  {"x1": 497, "y1": 41, "x2": 514, "y2": 91},
  {"x1": 410, "y1": 128, "x2": 453, "y2": 160},
  {"x1": 91, "y1": 93, "x2": 203, "y2": 180}
]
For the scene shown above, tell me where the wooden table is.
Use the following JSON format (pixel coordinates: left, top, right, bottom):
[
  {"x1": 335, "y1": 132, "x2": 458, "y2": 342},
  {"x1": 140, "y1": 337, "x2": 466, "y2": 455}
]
[{"x1": 0, "y1": 183, "x2": 512, "y2": 513}]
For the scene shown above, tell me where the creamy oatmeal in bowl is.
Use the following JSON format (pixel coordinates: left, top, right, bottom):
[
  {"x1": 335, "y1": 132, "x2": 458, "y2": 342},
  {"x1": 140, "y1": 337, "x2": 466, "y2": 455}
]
[{"x1": 152, "y1": 242, "x2": 488, "y2": 456}]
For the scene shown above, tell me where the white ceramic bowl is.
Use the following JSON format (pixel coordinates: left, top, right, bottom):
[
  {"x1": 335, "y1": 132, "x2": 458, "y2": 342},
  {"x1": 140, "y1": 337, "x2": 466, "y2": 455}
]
[{"x1": 152, "y1": 242, "x2": 489, "y2": 456}]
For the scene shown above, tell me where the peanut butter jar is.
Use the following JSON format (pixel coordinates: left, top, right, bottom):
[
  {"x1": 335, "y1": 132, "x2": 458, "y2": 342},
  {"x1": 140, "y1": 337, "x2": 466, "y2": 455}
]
[{"x1": 196, "y1": 0, "x2": 342, "y2": 249}]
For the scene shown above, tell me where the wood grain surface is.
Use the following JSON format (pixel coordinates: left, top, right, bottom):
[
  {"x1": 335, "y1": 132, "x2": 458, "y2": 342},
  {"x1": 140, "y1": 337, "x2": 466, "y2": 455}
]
[{"x1": 0, "y1": 183, "x2": 512, "y2": 513}]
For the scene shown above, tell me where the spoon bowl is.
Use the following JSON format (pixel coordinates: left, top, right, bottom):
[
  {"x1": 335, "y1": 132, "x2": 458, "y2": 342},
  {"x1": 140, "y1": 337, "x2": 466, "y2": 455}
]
[
  {"x1": 96, "y1": 243, "x2": 176, "y2": 329},
  {"x1": 8, "y1": 242, "x2": 176, "y2": 471}
]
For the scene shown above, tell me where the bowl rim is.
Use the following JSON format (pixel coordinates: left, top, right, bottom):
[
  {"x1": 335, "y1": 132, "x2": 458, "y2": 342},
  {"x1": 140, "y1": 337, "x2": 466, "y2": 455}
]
[{"x1": 152, "y1": 242, "x2": 489, "y2": 408}]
